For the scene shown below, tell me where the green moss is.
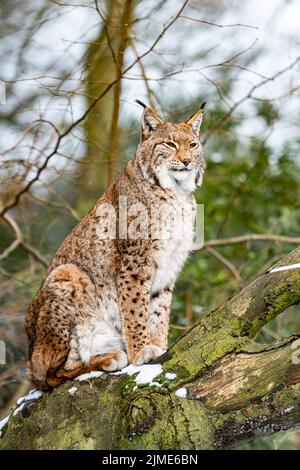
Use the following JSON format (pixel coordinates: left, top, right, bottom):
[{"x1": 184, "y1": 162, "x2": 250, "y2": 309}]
[
  {"x1": 163, "y1": 313, "x2": 247, "y2": 386},
  {"x1": 36, "y1": 421, "x2": 96, "y2": 450},
  {"x1": 115, "y1": 389, "x2": 217, "y2": 450},
  {"x1": 247, "y1": 278, "x2": 300, "y2": 336},
  {"x1": 0, "y1": 375, "x2": 126, "y2": 450}
]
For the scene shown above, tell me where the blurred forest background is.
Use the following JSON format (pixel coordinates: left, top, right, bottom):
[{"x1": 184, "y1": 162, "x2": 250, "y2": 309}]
[{"x1": 0, "y1": 0, "x2": 300, "y2": 450}]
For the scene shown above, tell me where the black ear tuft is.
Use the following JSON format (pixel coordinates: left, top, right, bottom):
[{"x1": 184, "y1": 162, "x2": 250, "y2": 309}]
[
  {"x1": 200, "y1": 102, "x2": 206, "y2": 110},
  {"x1": 135, "y1": 99, "x2": 147, "y2": 109}
]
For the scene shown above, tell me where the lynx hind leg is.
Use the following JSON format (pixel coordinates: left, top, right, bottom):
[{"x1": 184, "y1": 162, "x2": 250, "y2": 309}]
[
  {"x1": 47, "y1": 350, "x2": 128, "y2": 388},
  {"x1": 48, "y1": 326, "x2": 128, "y2": 387},
  {"x1": 28, "y1": 264, "x2": 96, "y2": 390},
  {"x1": 28, "y1": 296, "x2": 72, "y2": 391}
]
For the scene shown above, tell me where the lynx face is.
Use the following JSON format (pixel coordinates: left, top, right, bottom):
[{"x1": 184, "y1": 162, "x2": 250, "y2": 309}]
[{"x1": 136, "y1": 105, "x2": 205, "y2": 191}]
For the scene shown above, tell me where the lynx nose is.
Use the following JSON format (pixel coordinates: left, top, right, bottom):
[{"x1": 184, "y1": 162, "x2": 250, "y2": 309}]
[{"x1": 182, "y1": 158, "x2": 191, "y2": 167}]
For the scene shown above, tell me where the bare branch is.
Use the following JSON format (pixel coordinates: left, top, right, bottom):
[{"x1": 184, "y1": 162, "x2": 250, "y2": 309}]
[
  {"x1": 0, "y1": 214, "x2": 22, "y2": 262},
  {"x1": 0, "y1": 0, "x2": 189, "y2": 217},
  {"x1": 0, "y1": 214, "x2": 47, "y2": 267},
  {"x1": 107, "y1": 0, "x2": 133, "y2": 184},
  {"x1": 204, "y1": 246, "x2": 242, "y2": 283},
  {"x1": 193, "y1": 233, "x2": 300, "y2": 251},
  {"x1": 203, "y1": 55, "x2": 300, "y2": 145},
  {"x1": 179, "y1": 15, "x2": 259, "y2": 30},
  {"x1": 94, "y1": 0, "x2": 118, "y2": 68}
]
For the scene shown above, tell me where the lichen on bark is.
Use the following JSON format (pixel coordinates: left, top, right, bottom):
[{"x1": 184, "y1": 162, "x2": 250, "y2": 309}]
[{"x1": 1, "y1": 248, "x2": 300, "y2": 450}]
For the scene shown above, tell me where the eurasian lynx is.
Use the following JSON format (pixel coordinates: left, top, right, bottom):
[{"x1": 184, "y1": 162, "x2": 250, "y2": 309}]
[{"x1": 26, "y1": 102, "x2": 206, "y2": 389}]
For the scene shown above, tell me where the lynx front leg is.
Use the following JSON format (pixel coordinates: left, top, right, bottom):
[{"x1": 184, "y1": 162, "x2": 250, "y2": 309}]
[
  {"x1": 150, "y1": 287, "x2": 173, "y2": 351},
  {"x1": 117, "y1": 258, "x2": 164, "y2": 365}
]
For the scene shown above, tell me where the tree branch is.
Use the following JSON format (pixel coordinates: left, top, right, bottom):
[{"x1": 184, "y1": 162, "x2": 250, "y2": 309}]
[
  {"x1": 107, "y1": 0, "x2": 133, "y2": 184},
  {"x1": 192, "y1": 233, "x2": 300, "y2": 251},
  {"x1": 0, "y1": 214, "x2": 48, "y2": 267},
  {"x1": 204, "y1": 246, "x2": 242, "y2": 283},
  {"x1": 202, "y1": 55, "x2": 300, "y2": 145},
  {"x1": 188, "y1": 335, "x2": 300, "y2": 412},
  {"x1": 0, "y1": 0, "x2": 189, "y2": 217},
  {"x1": 1, "y1": 248, "x2": 299, "y2": 449}
]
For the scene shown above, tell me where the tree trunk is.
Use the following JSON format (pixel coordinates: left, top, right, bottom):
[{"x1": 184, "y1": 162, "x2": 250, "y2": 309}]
[
  {"x1": 1, "y1": 248, "x2": 300, "y2": 450},
  {"x1": 77, "y1": 0, "x2": 133, "y2": 214}
]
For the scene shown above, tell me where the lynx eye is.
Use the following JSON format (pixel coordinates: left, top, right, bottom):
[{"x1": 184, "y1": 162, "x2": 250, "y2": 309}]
[
  {"x1": 190, "y1": 142, "x2": 198, "y2": 149},
  {"x1": 164, "y1": 141, "x2": 178, "y2": 150}
]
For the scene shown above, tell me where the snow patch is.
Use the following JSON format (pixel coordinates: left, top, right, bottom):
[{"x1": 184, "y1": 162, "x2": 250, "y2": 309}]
[
  {"x1": 150, "y1": 381, "x2": 162, "y2": 388},
  {"x1": 68, "y1": 386, "x2": 78, "y2": 396},
  {"x1": 0, "y1": 388, "x2": 43, "y2": 438},
  {"x1": 165, "y1": 372, "x2": 177, "y2": 380},
  {"x1": 0, "y1": 415, "x2": 9, "y2": 437},
  {"x1": 269, "y1": 263, "x2": 300, "y2": 273},
  {"x1": 17, "y1": 389, "x2": 43, "y2": 405},
  {"x1": 75, "y1": 370, "x2": 103, "y2": 382},
  {"x1": 113, "y1": 363, "x2": 163, "y2": 386},
  {"x1": 13, "y1": 403, "x2": 25, "y2": 416},
  {"x1": 175, "y1": 387, "x2": 187, "y2": 398}
]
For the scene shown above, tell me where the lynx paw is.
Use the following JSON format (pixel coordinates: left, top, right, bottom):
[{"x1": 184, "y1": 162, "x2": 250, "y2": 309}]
[
  {"x1": 131, "y1": 344, "x2": 165, "y2": 366},
  {"x1": 101, "y1": 350, "x2": 129, "y2": 372}
]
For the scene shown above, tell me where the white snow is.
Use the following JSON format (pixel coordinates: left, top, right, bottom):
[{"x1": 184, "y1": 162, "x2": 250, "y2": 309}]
[
  {"x1": 0, "y1": 388, "x2": 44, "y2": 438},
  {"x1": 165, "y1": 372, "x2": 177, "y2": 380},
  {"x1": 75, "y1": 370, "x2": 104, "y2": 382},
  {"x1": 150, "y1": 381, "x2": 162, "y2": 388},
  {"x1": 17, "y1": 389, "x2": 43, "y2": 405},
  {"x1": 68, "y1": 386, "x2": 78, "y2": 396},
  {"x1": 13, "y1": 403, "x2": 25, "y2": 416},
  {"x1": 175, "y1": 387, "x2": 187, "y2": 398},
  {"x1": 0, "y1": 416, "x2": 9, "y2": 436},
  {"x1": 269, "y1": 263, "x2": 300, "y2": 273},
  {"x1": 71, "y1": 363, "x2": 163, "y2": 386},
  {"x1": 113, "y1": 363, "x2": 163, "y2": 386}
]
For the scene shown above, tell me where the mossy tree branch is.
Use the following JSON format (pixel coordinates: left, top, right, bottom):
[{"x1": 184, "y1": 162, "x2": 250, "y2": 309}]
[{"x1": 1, "y1": 248, "x2": 300, "y2": 450}]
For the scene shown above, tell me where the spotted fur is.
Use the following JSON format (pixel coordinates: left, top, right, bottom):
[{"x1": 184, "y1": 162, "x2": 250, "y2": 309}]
[{"x1": 26, "y1": 104, "x2": 205, "y2": 389}]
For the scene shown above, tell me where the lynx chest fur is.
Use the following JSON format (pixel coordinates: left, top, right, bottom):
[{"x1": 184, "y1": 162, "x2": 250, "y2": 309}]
[
  {"x1": 151, "y1": 195, "x2": 196, "y2": 295},
  {"x1": 25, "y1": 101, "x2": 205, "y2": 389}
]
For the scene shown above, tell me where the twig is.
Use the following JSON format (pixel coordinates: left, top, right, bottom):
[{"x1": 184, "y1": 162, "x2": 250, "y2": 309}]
[
  {"x1": 170, "y1": 323, "x2": 191, "y2": 330},
  {"x1": 202, "y1": 55, "x2": 300, "y2": 145},
  {"x1": 0, "y1": 215, "x2": 22, "y2": 261},
  {"x1": 21, "y1": 242, "x2": 48, "y2": 267},
  {"x1": 0, "y1": 214, "x2": 48, "y2": 267},
  {"x1": 204, "y1": 246, "x2": 242, "y2": 283},
  {"x1": 179, "y1": 15, "x2": 258, "y2": 30},
  {"x1": 129, "y1": 37, "x2": 156, "y2": 109},
  {"x1": 94, "y1": 0, "x2": 118, "y2": 68},
  {"x1": 192, "y1": 233, "x2": 300, "y2": 251}
]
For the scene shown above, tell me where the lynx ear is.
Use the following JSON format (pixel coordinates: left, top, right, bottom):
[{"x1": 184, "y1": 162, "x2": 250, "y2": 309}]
[
  {"x1": 185, "y1": 102, "x2": 206, "y2": 135},
  {"x1": 142, "y1": 108, "x2": 164, "y2": 135},
  {"x1": 136, "y1": 100, "x2": 164, "y2": 137}
]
